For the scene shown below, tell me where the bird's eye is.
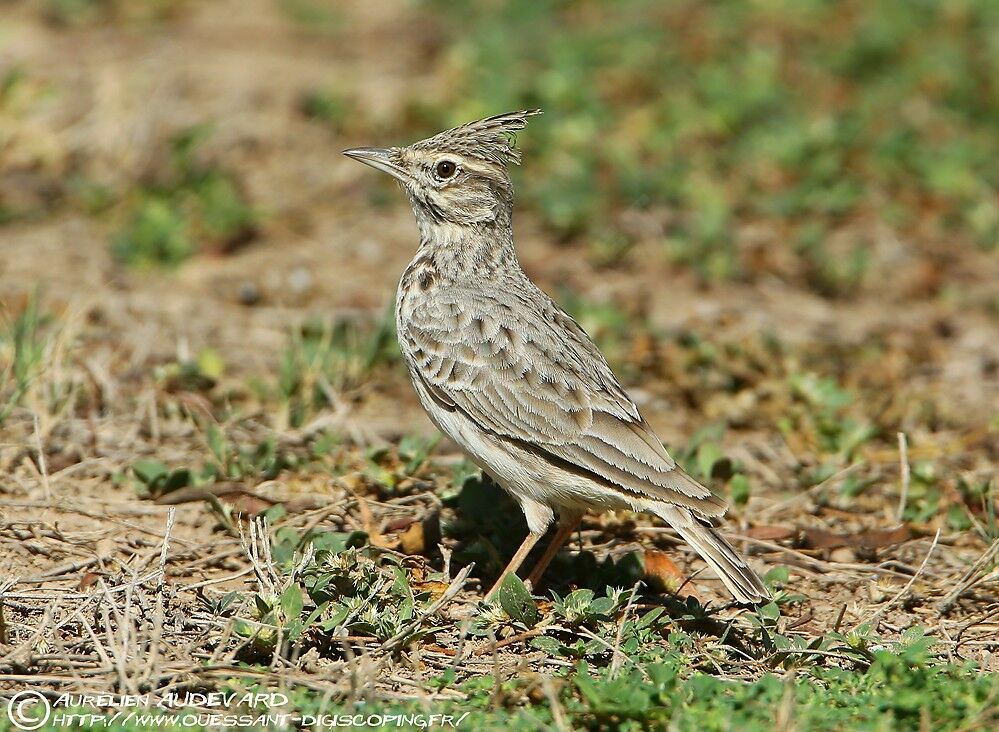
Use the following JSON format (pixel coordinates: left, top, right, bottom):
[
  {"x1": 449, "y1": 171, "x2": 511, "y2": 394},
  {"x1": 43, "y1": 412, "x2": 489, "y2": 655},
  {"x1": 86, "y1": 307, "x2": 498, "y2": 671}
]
[{"x1": 435, "y1": 160, "x2": 457, "y2": 179}]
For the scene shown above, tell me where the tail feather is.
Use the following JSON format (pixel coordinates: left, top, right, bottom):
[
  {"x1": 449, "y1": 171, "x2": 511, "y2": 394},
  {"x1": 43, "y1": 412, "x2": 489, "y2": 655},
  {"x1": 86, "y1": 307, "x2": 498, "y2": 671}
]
[{"x1": 649, "y1": 504, "x2": 770, "y2": 604}]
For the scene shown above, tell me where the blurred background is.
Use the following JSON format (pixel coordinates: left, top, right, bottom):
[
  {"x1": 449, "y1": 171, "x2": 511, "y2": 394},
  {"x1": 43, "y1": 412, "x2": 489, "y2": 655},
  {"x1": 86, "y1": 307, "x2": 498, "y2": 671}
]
[{"x1": 0, "y1": 0, "x2": 996, "y2": 561}]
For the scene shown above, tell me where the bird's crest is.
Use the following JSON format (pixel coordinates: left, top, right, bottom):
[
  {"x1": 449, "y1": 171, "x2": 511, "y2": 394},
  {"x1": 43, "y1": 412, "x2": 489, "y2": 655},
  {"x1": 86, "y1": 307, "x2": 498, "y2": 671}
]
[{"x1": 411, "y1": 110, "x2": 542, "y2": 165}]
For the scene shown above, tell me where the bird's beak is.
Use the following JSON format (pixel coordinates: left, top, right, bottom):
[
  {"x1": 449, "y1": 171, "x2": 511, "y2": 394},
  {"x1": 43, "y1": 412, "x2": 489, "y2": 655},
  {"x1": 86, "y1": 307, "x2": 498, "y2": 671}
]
[{"x1": 342, "y1": 147, "x2": 410, "y2": 183}]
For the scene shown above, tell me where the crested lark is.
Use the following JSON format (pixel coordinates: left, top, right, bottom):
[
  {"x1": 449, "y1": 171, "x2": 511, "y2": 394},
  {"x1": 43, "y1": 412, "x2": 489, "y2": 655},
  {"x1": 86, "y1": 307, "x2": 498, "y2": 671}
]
[{"x1": 344, "y1": 111, "x2": 769, "y2": 603}]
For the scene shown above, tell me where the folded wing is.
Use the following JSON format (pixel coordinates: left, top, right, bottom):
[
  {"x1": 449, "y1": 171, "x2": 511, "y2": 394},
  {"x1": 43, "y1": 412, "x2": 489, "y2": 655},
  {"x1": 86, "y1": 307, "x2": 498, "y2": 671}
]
[{"x1": 401, "y1": 286, "x2": 727, "y2": 518}]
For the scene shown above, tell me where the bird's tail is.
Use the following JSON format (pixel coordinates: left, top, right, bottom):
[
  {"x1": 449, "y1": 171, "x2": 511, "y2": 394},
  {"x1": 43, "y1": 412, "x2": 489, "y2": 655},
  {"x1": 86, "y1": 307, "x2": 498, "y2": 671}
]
[{"x1": 648, "y1": 503, "x2": 770, "y2": 604}]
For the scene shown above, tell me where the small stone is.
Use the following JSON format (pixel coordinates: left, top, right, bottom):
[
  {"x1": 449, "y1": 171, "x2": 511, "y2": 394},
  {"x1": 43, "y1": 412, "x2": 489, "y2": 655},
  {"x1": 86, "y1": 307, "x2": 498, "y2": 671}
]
[
  {"x1": 829, "y1": 547, "x2": 856, "y2": 563},
  {"x1": 289, "y1": 267, "x2": 313, "y2": 294},
  {"x1": 238, "y1": 281, "x2": 260, "y2": 306},
  {"x1": 868, "y1": 580, "x2": 890, "y2": 603}
]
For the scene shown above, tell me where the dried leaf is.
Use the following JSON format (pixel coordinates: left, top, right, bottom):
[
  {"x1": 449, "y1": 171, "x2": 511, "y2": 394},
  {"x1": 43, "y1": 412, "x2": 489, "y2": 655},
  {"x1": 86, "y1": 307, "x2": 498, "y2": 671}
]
[
  {"x1": 411, "y1": 580, "x2": 451, "y2": 600},
  {"x1": 356, "y1": 497, "x2": 393, "y2": 548},
  {"x1": 398, "y1": 521, "x2": 425, "y2": 555},
  {"x1": 218, "y1": 492, "x2": 275, "y2": 516},
  {"x1": 153, "y1": 482, "x2": 245, "y2": 505},
  {"x1": 385, "y1": 516, "x2": 417, "y2": 533},
  {"x1": 744, "y1": 526, "x2": 796, "y2": 541},
  {"x1": 643, "y1": 549, "x2": 703, "y2": 601},
  {"x1": 154, "y1": 483, "x2": 276, "y2": 516},
  {"x1": 802, "y1": 524, "x2": 910, "y2": 550}
]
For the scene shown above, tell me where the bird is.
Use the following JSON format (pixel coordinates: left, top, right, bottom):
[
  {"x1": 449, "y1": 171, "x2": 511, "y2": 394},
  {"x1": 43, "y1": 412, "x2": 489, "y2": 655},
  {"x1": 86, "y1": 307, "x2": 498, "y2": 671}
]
[{"x1": 343, "y1": 110, "x2": 770, "y2": 604}]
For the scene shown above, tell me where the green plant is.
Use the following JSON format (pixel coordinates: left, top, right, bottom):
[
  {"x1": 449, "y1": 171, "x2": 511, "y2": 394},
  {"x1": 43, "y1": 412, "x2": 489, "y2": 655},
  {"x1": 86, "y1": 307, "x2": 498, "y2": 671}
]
[
  {"x1": 111, "y1": 126, "x2": 256, "y2": 268},
  {"x1": 234, "y1": 543, "x2": 448, "y2": 649},
  {"x1": 783, "y1": 372, "x2": 878, "y2": 480},
  {"x1": 42, "y1": 0, "x2": 187, "y2": 27},
  {"x1": 417, "y1": 0, "x2": 999, "y2": 286},
  {"x1": 153, "y1": 347, "x2": 225, "y2": 393},
  {"x1": 127, "y1": 427, "x2": 299, "y2": 515},
  {"x1": 362, "y1": 433, "x2": 440, "y2": 495},
  {"x1": 277, "y1": 0, "x2": 341, "y2": 32},
  {"x1": 0, "y1": 291, "x2": 49, "y2": 422},
  {"x1": 273, "y1": 309, "x2": 398, "y2": 429},
  {"x1": 300, "y1": 89, "x2": 351, "y2": 130}
]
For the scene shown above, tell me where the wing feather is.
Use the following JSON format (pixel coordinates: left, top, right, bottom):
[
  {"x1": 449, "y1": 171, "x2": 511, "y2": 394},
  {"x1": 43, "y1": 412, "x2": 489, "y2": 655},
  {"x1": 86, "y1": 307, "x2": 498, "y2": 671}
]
[{"x1": 403, "y1": 285, "x2": 726, "y2": 517}]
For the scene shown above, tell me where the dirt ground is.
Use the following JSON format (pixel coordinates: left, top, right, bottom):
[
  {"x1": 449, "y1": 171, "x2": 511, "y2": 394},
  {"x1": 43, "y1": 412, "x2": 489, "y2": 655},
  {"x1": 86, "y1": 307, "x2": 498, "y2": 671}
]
[{"x1": 0, "y1": 0, "x2": 997, "y2": 712}]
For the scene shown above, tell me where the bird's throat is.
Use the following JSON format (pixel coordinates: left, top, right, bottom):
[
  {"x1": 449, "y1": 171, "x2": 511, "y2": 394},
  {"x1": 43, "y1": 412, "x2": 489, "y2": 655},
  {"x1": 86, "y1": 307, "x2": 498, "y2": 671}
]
[{"x1": 416, "y1": 218, "x2": 519, "y2": 279}]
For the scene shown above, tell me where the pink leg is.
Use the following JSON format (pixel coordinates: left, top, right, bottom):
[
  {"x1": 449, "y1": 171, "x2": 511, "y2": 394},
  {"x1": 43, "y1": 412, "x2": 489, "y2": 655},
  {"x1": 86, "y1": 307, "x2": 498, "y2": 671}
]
[
  {"x1": 484, "y1": 531, "x2": 543, "y2": 601},
  {"x1": 526, "y1": 514, "x2": 583, "y2": 589}
]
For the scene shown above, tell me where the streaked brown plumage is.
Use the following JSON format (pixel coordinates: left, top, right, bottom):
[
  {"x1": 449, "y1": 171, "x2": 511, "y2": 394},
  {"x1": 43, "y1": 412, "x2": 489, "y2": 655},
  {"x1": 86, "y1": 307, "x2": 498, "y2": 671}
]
[{"x1": 344, "y1": 111, "x2": 769, "y2": 603}]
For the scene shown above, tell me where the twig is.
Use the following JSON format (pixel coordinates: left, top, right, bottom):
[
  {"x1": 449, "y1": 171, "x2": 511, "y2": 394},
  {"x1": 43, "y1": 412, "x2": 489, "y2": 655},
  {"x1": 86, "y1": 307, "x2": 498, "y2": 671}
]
[
  {"x1": 541, "y1": 676, "x2": 569, "y2": 732},
  {"x1": 850, "y1": 529, "x2": 939, "y2": 633},
  {"x1": 32, "y1": 412, "x2": 51, "y2": 502},
  {"x1": 576, "y1": 626, "x2": 644, "y2": 679},
  {"x1": 182, "y1": 567, "x2": 255, "y2": 590},
  {"x1": 239, "y1": 517, "x2": 277, "y2": 595},
  {"x1": 378, "y1": 563, "x2": 473, "y2": 654},
  {"x1": 472, "y1": 627, "x2": 544, "y2": 656},
  {"x1": 896, "y1": 432, "x2": 910, "y2": 523},
  {"x1": 76, "y1": 612, "x2": 115, "y2": 673},
  {"x1": 157, "y1": 508, "x2": 176, "y2": 587},
  {"x1": 17, "y1": 557, "x2": 100, "y2": 583},
  {"x1": 0, "y1": 599, "x2": 55, "y2": 666},
  {"x1": 760, "y1": 462, "x2": 864, "y2": 520},
  {"x1": 610, "y1": 581, "x2": 641, "y2": 678},
  {"x1": 937, "y1": 537, "x2": 999, "y2": 616},
  {"x1": 142, "y1": 510, "x2": 176, "y2": 686},
  {"x1": 726, "y1": 533, "x2": 931, "y2": 579},
  {"x1": 97, "y1": 574, "x2": 137, "y2": 696},
  {"x1": 831, "y1": 603, "x2": 847, "y2": 634}
]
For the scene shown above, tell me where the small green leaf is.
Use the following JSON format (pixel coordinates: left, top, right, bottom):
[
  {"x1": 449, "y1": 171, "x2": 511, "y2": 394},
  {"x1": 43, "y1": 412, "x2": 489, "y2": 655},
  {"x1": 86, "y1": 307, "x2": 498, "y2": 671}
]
[
  {"x1": 162, "y1": 468, "x2": 192, "y2": 493},
  {"x1": 320, "y1": 603, "x2": 350, "y2": 631},
  {"x1": 497, "y1": 573, "x2": 540, "y2": 627},
  {"x1": 207, "y1": 423, "x2": 227, "y2": 466},
  {"x1": 696, "y1": 442, "x2": 725, "y2": 479},
  {"x1": 764, "y1": 566, "x2": 790, "y2": 586},
  {"x1": 286, "y1": 617, "x2": 305, "y2": 642},
  {"x1": 589, "y1": 597, "x2": 615, "y2": 616},
  {"x1": 215, "y1": 591, "x2": 239, "y2": 614},
  {"x1": 729, "y1": 473, "x2": 751, "y2": 506},
  {"x1": 530, "y1": 635, "x2": 561, "y2": 654},
  {"x1": 302, "y1": 602, "x2": 328, "y2": 629},
  {"x1": 263, "y1": 504, "x2": 287, "y2": 523},
  {"x1": 280, "y1": 584, "x2": 304, "y2": 620},
  {"x1": 636, "y1": 607, "x2": 666, "y2": 629},
  {"x1": 233, "y1": 619, "x2": 257, "y2": 638},
  {"x1": 759, "y1": 601, "x2": 781, "y2": 622},
  {"x1": 132, "y1": 460, "x2": 168, "y2": 486},
  {"x1": 254, "y1": 594, "x2": 273, "y2": 617},
  {"x1": 312, "y1": 432, "x2": 338, "y2": 458},
  {"x1": 310, "y1": 530, "x2": 368, "y2": 553},
  {"x1": 197, "y1": 348, "x2": 225, "y2": 379}
]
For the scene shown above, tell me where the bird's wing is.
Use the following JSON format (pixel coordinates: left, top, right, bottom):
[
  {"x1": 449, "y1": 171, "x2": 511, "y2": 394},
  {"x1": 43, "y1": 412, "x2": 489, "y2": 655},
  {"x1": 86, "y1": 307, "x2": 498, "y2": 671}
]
[{"x1": 401, "y1": 285, "x2": 726, "y2": 517}]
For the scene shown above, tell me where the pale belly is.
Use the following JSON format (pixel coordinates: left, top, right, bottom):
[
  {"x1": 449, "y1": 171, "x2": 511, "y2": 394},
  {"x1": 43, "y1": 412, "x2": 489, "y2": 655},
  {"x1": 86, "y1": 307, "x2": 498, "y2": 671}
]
[{"x1": 406, "y1": 364, "x2": 631, "y2": 533}]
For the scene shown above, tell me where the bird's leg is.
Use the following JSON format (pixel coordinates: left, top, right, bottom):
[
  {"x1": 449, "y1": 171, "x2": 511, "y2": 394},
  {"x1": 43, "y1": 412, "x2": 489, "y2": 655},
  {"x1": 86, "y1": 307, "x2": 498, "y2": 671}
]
[
  {"x1": 526, "y1": 514, "x2": 583, "y2": 590},
  {"x1": 484, "y1": 531, "x2": 543, "y2": 601}
]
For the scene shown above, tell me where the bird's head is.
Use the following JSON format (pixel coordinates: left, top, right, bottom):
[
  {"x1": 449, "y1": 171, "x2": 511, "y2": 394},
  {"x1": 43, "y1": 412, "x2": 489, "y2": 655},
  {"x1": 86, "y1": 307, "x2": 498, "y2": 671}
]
[{"x1": 344, "y1": 110, "x2": 541, "y2": 230}]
